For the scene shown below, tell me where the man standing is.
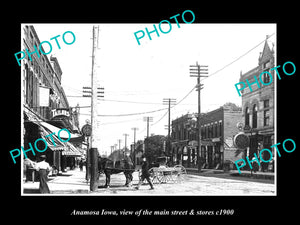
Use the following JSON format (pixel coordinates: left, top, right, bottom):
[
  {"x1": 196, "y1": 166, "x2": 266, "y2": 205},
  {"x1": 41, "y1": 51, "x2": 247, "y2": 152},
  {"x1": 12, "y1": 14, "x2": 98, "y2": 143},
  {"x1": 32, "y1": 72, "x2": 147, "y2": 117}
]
[
  {"x1": 135, "y1": 155, "x2": 154, "y2": 190},
  {"x1": 35, "y1": 155, "x2": 51, "y2": 194},
  {"x1": 124, "y1": 154, "x2": 134, "y2": 187}
]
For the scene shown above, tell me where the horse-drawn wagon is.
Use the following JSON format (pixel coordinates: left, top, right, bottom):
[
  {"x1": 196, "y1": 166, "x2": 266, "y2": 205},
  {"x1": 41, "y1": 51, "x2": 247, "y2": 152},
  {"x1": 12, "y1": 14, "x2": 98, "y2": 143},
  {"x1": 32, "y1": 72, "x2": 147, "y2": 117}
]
[
  {"x1": 97, "y1": 152, "x2": 187, "y2": 188},
  {"x1": 148, "y1": 157, "x2": 187, "y2": 184}
]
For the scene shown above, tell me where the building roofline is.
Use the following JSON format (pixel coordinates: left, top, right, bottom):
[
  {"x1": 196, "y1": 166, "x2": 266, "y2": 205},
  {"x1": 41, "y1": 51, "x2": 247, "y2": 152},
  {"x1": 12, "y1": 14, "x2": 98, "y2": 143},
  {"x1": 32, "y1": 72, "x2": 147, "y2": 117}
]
[{"x1": 50, "y1": 55, "x2": 63, "y2": 76}]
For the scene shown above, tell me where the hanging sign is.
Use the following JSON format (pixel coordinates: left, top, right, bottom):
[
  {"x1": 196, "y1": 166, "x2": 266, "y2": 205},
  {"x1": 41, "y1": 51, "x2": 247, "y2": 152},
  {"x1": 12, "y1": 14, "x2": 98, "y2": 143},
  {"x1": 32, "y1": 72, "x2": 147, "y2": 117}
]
[
  {"x1": 81, "y1": 124, "x2": 92, "y2": 137},
  {"x1": 39, "y1": 86, "x2": 50, "y2": 107}
]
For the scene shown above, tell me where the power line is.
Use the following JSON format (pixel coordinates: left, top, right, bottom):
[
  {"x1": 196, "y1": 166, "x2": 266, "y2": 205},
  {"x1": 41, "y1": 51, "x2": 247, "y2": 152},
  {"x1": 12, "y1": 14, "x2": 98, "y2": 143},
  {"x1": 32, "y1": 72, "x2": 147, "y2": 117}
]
[
  {"x1": 203, "y1": 33, "x2": 275, "y2": 81},
  {"x1": 100, "y1": 99, "x2": 162, "y2": 105},
  {"x1": 71, "y1": 35, "x2": 275, "y2": 124},
  {"x1": 161, "y1": 34, "x2": 276, "y2": 110},
  {"x1": 151, "y1": 108, "x2": 169, "y2": 126},
  {"x1": 99, "y1": 118, "x2": 142, "y2": 126},
  {"x1": 80, "y1": 107, "x2": 168, "y2": 117},
  {"x1": 173, "y1": 86, "x2": 196, "y2": 108}
]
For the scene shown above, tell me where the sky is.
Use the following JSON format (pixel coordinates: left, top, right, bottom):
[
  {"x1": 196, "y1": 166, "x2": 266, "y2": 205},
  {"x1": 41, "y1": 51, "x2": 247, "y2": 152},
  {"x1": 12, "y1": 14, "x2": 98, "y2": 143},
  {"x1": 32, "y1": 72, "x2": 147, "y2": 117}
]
[{"x1": 30, "y1": 23, "x2": 276, "y2": 155}]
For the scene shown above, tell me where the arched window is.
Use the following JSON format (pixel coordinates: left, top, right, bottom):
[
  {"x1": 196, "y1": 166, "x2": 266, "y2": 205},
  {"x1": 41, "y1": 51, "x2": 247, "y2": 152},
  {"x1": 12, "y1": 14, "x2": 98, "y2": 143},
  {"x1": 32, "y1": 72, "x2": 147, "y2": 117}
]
[
  {"x1": 252, "y1": 104, "x2": 258, "y2": 128},
  {"x1": 245, "y1": 107, "x2": 250, "y2": 126}
]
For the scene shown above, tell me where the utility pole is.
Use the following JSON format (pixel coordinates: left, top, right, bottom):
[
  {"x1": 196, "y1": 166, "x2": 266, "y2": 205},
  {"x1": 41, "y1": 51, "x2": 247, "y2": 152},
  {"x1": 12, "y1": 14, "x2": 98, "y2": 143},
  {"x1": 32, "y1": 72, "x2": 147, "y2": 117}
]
[
  {"x1": 118, "y1": 139, "x2": 122, "y2": 150},
  {"x1": 82, "y1": 72, "x2": 104, "y2": 185},
  {"x1": 190, "y1": 61, "x2": 208, "y2": 173},
  {"x1": 118, "y1": 139, "x2": 122, "y2": 159},
  {"x1": 123, "y1": 133, "x2": 129, "y2": 150},
  {"x1": 110, "y1": 145, "x2": 114, "y2": 155},
  {"x1": 123, "y1": 133, "x2": 129, "y2": 159},
  {"x1": 132, "y1": 127, "x2": 138, "y2": 164},
  {"x1": 163, "y1": 98, "x2": 176, "y2": 160},
  {"x1": 90, "y1": 25, "x2": 100, "y2": 191},
  {"x1": 143, "y1": 116, "x2": 153, "y2": 158},
  {"x1": 83, "y1": 86, "x2": 104, "y2": 99},
  {"x1": 143, "y1": 116, "x2": 153, "y2": 138}
]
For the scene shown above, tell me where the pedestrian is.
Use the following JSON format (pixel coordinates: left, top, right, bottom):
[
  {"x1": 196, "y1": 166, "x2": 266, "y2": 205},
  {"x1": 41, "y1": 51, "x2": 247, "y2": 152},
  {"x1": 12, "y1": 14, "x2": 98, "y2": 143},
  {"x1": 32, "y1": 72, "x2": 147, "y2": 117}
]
[
  {"x1": 34, "y1": 155, "x2": 51, "y2": 194},
  {"x1": 79, "y1": 159, "x2": 84, "y2": 171},
  {"x1": 135, "y1": 155, "x2": 154, "y2": 190},
  {"x1": 251, "y1": 156, "x2": 259, "y2": 173},
  {"x1": 124, "y1": 154, "x2": 134, "y2": 187}
]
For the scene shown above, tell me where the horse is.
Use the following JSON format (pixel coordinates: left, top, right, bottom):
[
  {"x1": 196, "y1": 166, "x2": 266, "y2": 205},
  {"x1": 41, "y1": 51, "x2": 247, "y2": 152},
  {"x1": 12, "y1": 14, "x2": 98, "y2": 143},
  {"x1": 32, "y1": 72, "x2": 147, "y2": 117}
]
[{"x1": 97, "y1": 156, "x2": 135, "y2": 188}]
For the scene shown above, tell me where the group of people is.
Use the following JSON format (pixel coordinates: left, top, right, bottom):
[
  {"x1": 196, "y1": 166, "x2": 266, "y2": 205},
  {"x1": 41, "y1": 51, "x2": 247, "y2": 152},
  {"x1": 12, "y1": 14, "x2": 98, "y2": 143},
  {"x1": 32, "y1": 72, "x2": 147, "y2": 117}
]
[{"x1": 25, "y1": 154, "x2": 154, "y2": 194}]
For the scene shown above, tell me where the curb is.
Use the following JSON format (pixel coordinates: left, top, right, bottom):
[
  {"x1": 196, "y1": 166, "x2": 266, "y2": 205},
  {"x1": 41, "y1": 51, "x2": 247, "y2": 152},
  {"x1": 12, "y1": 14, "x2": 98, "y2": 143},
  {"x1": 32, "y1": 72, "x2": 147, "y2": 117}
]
[{"x1": 230, "y1": 172, "x2": 274, "y2": 180}]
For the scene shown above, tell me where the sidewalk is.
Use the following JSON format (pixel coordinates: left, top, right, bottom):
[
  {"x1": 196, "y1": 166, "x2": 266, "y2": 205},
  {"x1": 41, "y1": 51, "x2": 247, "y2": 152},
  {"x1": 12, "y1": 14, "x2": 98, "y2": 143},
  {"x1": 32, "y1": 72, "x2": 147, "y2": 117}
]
[
  {"x1": 23, "y1": 168, "x2": 90, "y2": 194},
  {"x1": 186, "y1": 168, "x2": 274, "y2": 180},
  {"x1": 230, "y1": 170, "x2": 274, "y2": 180}
]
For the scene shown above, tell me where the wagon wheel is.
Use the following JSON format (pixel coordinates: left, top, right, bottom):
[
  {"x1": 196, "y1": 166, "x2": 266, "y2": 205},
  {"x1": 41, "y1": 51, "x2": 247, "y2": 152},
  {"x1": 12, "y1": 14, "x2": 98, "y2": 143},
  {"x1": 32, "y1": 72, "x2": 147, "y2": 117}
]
[
  {"x1": 148, "y1": 167, "x2": 163, "y2": 184},
  {"x1": 173, "y1": 165, "x2": 187, "y2": 183}
]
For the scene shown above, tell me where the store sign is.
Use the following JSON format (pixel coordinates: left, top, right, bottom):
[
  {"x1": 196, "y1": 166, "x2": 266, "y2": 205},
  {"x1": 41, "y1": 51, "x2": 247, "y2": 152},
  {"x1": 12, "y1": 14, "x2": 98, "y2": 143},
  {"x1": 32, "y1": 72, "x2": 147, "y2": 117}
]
[
  {"x1": 233, "y1": 132, "x2": 250, "y2": 149},
  {"x1": 39, "y1": 86, "x2": 50, "y2": 107},
  {"x1": 81, "y1": 124, "x2": 92, "y2": 137},
  {"x1": 188, "y1": 140, "x2": 198, "y2": 147},
  {"x1": 225, "y1": 137, "x2": 233, "y2": 147},
  {"x1": 212, "y1": 137, "x2": 220, "y2": 143},
  {"x1": 51, "y1": 108, "x2": 70, "y2": 118},
  {"x1": 183, "y1": 146, "x2": 188, "y2": 154}
]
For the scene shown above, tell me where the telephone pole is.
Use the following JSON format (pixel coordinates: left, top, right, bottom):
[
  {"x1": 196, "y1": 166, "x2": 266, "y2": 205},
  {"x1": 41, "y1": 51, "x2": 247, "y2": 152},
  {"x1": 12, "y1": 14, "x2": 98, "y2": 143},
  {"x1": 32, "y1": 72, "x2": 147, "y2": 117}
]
[
  {"x1": 143, "y1": 116, "x2": 153, "y2": 157},
  {"x1": 143, "y1": 116, "x2": 153, "y2": 138},
  {"x1": 118, "y1": 139, "x2": 122, "y2": 150},
  {"x1": 190, "y1": 61, "x2": 208, "y2": 172},
  {"x1": 132, "y1": 127, "x2": 138, "y2": 164},
  {"x1": 163, "y1": 98, "x2": 176, "y2": 158},
  {"x1": 110, "y1": 145, "x2": 114, "y2": 155},
  {"x1": 123, "y1": 133, "x2": 129, "y2": 150},
  {"x1": 117, "y1": 139, "x2": 122, "y2": 159},
  {"x1": 90, "y1": 25, "x2": 100, "y2": 191}
]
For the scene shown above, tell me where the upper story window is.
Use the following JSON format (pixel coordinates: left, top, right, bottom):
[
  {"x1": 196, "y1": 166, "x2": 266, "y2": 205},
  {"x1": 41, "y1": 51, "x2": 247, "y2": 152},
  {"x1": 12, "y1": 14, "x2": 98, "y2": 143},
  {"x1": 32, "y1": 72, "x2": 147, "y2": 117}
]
[
  {"x1": 263, "y1": 99, "x2": 270, "y2": 126},
  {"x1": 252, "y1": 104, "x2": 258, "y2": 128},
  {"x1": 264, "y1": 99, "x2": 269, "y2": 108},
  {"x1": 245, "y1": 107, "x2": 250, "y2": 126}
]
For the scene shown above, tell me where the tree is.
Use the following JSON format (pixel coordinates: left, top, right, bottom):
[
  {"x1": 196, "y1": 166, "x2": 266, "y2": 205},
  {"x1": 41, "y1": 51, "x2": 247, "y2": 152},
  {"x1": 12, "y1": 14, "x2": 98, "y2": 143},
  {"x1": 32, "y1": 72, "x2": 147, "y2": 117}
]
[
  {"x1": 144, "y1": 135, "x2": 166, "y2": 163},
  {"x1": 223, "y1": 102, "x2": 242, "y2": 111}
]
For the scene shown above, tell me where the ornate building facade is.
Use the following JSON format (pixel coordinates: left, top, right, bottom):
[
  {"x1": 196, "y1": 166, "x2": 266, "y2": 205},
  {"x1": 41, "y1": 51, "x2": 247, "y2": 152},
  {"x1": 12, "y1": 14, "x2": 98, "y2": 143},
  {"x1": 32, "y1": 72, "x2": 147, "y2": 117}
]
[{"x1": 238, "y1": 37, "x2": 275, "y2": 171}]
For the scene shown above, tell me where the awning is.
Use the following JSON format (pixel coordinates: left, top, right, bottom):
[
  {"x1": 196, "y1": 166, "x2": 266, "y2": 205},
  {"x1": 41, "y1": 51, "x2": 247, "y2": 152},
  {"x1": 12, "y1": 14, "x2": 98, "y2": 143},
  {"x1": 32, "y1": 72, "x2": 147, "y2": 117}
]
[
  {"x1": 39, "y1": 121, "x2": 84, "y2": 143},
  {"x1": 62, "y1": 142, "x2": 83, "y2": 157},
  {"x1": 39, "y1": 123, "x2": 67, "y2": 151}
]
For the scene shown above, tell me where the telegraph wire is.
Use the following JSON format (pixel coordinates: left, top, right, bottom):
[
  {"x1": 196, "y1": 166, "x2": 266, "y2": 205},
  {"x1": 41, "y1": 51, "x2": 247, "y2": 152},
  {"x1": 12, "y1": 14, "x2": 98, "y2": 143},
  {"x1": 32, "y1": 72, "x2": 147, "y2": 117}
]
[
  {"x1": 80, "y1": 107, "x2": 168, "y2": 117},
  {"x1": 97, "y1": 107, "x2": 168, "y2": 117},
  {"x1": 152, "y1": 33, "x2": 276, "y2": 110},
  {"x1": 202, "y1": 33, "x2": 275, "y2": 81},
  {"x1": 68, "y1": 34, "x2": 275, "y2": 119}
]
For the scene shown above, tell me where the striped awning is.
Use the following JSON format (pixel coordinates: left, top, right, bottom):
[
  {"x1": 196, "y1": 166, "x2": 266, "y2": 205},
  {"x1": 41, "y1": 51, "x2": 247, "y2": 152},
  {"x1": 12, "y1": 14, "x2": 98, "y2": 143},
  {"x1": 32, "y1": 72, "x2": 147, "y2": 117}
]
[
  {"x1": 39, "y1": 122, "x2": 83, "y2": 142},
  {"x1": 62, "y1": 142, "x2": 83, "y2": 157},
  {"x1": 39, "y1": 124, "x2": 67, "y2": 151}
]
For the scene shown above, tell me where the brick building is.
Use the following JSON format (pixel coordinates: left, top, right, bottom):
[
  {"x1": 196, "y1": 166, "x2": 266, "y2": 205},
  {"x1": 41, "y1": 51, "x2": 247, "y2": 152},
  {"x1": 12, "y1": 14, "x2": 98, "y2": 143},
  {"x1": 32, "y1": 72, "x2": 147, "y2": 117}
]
[
  {"x1": 238, "y1": 37, "x2": 275, "y2": 171},
  {"x1": 21, "y1": 25, "x2": 82, "y2": 181},
  {"x1": 171, "y1": 105, "x2": 243, "y2": 170}
]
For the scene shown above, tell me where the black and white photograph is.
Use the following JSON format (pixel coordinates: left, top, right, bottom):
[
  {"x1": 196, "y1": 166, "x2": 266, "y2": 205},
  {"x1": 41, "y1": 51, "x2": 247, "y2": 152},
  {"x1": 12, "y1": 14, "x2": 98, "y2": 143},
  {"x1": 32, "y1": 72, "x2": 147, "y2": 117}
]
[
  {"x1": 4, "y1": 5, "x2": 298, "y2": 222},
  {"x1": 20, "y1": 23, "x2": 277, "y2": 196}
]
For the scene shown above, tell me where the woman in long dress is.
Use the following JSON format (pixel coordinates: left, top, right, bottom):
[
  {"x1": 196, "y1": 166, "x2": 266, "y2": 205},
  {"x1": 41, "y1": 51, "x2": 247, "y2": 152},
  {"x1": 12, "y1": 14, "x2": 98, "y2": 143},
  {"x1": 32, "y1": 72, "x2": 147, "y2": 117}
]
[{"x1": 34, "y1": 155, "x2": 51, "y2": 194}]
